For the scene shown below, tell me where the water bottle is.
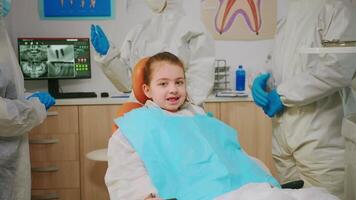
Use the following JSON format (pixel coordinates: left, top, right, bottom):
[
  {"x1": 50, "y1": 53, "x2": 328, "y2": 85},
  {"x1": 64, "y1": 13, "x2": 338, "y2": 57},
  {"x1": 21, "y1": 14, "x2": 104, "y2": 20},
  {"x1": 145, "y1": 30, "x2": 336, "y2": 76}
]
[{"x1": 235, "y1": 65, "x2": 246, "y2": 91}]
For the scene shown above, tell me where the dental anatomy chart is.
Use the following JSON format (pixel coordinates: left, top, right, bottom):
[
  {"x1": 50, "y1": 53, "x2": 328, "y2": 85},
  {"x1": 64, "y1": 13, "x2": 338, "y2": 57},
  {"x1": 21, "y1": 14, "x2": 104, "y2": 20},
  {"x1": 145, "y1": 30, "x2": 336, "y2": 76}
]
[{"x1": 201, "y1": 0, "x2": 276, "y2": 40}]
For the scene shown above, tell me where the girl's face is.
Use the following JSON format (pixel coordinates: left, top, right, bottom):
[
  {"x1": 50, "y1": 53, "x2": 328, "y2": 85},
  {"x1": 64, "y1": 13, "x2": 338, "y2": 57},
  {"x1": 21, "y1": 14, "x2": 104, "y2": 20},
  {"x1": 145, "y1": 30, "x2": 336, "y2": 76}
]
[{"x1": 143, "y1": 61, "x2": 187, "y2": 111}]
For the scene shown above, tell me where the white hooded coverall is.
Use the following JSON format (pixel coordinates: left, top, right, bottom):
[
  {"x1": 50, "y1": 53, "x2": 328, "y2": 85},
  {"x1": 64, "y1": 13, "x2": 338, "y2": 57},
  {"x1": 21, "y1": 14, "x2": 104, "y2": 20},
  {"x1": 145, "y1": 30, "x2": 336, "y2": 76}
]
[
  {"x1": 266, "y1": 0, "x2": 356, "y2": 199},
  {"x1": 297, "y1": 17, "x2": 356, "y2": 200},
  {"x1": 343, "y1": 80, "x2": 356, "y2": 200},
  {"x1": 94, "y1": 0, "x2": 215, "y2": 105},
  {"x1": 0, "y1": 5, "x2": 47, "y2": 200}
]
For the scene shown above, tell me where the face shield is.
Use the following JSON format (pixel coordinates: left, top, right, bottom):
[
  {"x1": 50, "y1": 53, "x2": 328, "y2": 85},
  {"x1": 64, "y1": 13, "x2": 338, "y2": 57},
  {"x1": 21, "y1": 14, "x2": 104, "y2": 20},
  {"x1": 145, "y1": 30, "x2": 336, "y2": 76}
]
[
  {"x1": 0, "y1": 0, "x2": 11, "y2": 17},
  {"x1": 144, "y1": 0, "x2": 167, "y2": 13}
]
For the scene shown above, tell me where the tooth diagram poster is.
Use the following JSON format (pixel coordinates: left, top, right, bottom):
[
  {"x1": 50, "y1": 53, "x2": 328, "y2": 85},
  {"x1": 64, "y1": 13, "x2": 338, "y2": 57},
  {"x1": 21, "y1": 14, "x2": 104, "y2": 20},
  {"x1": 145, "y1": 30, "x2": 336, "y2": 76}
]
[{"x1": 201, "y1": 0, "x2": 277, "y2": 41}]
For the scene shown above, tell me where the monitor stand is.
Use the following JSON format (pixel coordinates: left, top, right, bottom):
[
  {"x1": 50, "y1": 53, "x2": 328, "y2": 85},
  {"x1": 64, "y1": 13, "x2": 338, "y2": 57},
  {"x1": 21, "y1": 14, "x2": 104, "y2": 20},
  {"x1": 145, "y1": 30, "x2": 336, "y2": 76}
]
[{"x1": 48, "y1": 79, "x2": 97, "y2": 99}]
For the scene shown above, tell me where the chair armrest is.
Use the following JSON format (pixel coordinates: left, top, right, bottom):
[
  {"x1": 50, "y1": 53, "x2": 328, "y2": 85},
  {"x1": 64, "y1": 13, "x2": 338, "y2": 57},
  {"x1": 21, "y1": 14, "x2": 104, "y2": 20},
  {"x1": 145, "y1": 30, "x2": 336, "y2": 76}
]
[{"x1": 281, "y1": 180, "x2": 304, "y2": 189}]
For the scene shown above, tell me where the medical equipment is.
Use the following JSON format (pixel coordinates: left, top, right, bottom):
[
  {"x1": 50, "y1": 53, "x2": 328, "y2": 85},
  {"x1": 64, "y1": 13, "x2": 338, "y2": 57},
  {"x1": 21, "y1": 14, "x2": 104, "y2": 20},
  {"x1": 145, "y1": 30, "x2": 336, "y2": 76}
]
[
  {"x1": 235, "y1": 65, "x2": 246, "y2": 91},
  {"x1": 213, "y1": 59, "x2": 230, "y2": 91},
  {"x1": 17, "y1": 38, "x2": 97, "y2": 99}
]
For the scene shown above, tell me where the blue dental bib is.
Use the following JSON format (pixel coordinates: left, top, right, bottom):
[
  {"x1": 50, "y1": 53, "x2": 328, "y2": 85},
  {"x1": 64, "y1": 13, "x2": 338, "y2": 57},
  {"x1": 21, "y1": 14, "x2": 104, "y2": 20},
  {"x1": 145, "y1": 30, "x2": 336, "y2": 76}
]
[{"x1": 115, "y1": 107, "x2": 279, "y2": 200}]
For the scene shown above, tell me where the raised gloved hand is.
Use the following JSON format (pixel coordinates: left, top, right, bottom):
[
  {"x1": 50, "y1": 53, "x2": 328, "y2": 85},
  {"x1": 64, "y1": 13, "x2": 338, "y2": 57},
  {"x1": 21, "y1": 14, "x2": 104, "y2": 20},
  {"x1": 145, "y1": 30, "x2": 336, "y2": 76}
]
[
  {"x1": 90, "y1": 24, "x2": 109, "y2": 56},
  {"x1": 0, "y1": 0, "x2": 11, "y2": 17},
  {"x1": 263, "y1": 89, "x2": 284, "y2": 118},
  {"x1": 27, "y1": 92, "x2": 56, "y2": 110},
  {"x1": 251, "y1": 73, "x2": 270, "y2": 108}
]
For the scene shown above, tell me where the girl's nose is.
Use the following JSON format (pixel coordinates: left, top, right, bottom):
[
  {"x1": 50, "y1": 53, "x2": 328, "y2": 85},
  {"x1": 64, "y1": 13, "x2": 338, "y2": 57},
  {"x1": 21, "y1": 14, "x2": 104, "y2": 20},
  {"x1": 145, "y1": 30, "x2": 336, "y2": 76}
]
[{"x1": 168, "y1": 84, "x2": 178, "y2": 93}]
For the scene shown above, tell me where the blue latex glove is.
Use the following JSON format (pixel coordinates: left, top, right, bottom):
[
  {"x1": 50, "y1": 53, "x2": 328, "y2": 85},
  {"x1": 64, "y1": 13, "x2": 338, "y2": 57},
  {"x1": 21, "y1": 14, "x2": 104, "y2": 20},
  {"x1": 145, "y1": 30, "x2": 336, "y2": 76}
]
[
  {"x1": 90, "y1": 24, "x2": 109, "y2": 56},
  {"x1": 251, "y1": 73, "x2": 270, "y2": 108},
  {"x1": 1, "y1": 0, "x2": 11, "y2": 17},
  {"x1": 263, "y1": 89, "x2": 284, "y2": 118},
  {"x1": 27, "y1": 92, "x2": 56, "y2": 110}
]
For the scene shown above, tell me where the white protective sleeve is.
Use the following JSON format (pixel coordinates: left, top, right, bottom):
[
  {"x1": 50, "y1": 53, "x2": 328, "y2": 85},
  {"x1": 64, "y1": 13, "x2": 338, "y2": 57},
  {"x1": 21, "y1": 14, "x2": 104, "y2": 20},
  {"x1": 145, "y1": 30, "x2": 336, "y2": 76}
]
[
  {"x1": 105, "y1": 129, "x2": 158, "y2": 200},
  {"x1": 182, "y1": 29, "x2": 215, "y2": 105},
  {"x1": 0, "y1": 97, "x2": 46, "y2": 137},
  {"x1": 276, "y1": 2, "x2": 356, "y2": 107},
  {"x1": 94, "y1": 44, "x2": 132, "y2": 93}
]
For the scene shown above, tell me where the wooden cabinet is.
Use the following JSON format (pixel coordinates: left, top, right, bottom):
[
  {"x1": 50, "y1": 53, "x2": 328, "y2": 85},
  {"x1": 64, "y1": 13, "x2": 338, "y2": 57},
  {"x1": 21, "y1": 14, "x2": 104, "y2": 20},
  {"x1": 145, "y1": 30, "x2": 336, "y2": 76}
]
[
  {"x1": 29, "y1": 101, "x2": 276, "y2": 200},
  {"x1": 79, "y1": 105, "x2": 120, "y2": 200},
  {"x1": 29, "y1": 106, "x2": 80, "y2": 200}
]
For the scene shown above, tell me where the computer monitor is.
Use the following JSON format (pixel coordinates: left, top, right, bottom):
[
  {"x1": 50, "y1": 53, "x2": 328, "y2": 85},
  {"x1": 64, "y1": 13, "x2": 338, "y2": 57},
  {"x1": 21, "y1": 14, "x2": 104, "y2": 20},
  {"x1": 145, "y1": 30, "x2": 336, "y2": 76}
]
[{"x1": 17, "y1": 38, "x2": 94, "y2": 98}]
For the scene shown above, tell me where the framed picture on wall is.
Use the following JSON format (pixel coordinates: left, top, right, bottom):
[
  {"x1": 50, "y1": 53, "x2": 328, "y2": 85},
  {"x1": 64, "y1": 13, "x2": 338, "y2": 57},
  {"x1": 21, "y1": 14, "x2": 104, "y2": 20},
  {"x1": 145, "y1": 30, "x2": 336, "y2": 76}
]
[
  {"x1": 201, "y1": 0, "x2": 277, "y2": 41},
  {"x1": 39, "y1": 0, "x2": 114, "y2": 19}
]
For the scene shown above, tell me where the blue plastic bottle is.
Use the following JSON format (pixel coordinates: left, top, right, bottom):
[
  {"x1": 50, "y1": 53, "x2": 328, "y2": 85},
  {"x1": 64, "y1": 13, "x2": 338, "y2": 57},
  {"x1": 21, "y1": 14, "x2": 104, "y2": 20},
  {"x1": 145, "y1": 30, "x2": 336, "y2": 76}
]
[{"x1": 235, "y1": 65, "x2": 246, "y2": 91}]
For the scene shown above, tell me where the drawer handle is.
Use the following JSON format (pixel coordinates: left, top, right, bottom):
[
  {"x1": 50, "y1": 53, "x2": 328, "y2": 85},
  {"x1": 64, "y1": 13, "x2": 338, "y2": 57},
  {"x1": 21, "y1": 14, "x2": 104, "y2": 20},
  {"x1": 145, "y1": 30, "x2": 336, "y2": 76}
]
[
  {"x1": 31, "y1": 165, "x2": 59, "y2": 172},
  {"x1": 31, "y1": 193, "x2": 60, "y2": 200},
  {"x1": 47, "y1": 111, "x2": 59, "y2": 116},
  {"x1": 29, "y1": 138, "x2": 59, "y2": 144}
]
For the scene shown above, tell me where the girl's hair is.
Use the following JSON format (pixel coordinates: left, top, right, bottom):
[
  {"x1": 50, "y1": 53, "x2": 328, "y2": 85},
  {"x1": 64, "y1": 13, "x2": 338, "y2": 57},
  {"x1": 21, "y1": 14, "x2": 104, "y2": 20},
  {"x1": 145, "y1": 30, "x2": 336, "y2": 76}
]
[{"x1": 143, "y1": 51, "x2": 185, "y2": 85}]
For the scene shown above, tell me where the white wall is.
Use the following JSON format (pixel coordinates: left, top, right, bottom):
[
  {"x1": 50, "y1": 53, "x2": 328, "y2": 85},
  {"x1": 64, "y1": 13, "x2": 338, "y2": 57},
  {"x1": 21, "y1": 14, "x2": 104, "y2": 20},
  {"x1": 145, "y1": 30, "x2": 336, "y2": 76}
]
[{"x1": 5, "y1": 0, "x2": 288, "y2": 95}]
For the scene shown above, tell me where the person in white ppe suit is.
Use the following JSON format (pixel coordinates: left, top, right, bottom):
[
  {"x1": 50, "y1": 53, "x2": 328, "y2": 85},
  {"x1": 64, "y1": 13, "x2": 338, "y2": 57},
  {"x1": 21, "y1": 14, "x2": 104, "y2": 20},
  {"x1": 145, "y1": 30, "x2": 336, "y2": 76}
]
[
  {"x1": 343, "y1": 79, "x2": 356, "y2": 200},
  {"x1": 251, "y1": 0, "x2": 356, "y2": 199},
  {"x1": 90, "y1": 0, "x2": 215, "y2": 105},
  {"x1": 295, "y1": 23, "x2": 356, "y2": 200},
  {"x1": 0, "y1": 1, "x2": 55, "y2": 199}
]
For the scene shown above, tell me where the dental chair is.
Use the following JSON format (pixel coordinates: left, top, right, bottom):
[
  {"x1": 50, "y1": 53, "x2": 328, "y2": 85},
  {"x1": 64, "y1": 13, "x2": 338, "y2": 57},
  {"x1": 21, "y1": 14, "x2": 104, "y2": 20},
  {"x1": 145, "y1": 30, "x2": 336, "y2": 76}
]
[{"x1": 88, "y1": 57, "x2": 304, "y2": 190}]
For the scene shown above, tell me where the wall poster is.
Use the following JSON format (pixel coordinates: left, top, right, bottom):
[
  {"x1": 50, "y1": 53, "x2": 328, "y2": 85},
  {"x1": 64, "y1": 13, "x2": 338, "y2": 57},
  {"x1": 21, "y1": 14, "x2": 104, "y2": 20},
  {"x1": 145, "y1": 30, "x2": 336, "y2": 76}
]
[
  {"x1": 40, "y1": 0, "x2": 113, "y2": 19},
  {"x1": 201, "y1": 0, "x2": 277, "y2": 41}
]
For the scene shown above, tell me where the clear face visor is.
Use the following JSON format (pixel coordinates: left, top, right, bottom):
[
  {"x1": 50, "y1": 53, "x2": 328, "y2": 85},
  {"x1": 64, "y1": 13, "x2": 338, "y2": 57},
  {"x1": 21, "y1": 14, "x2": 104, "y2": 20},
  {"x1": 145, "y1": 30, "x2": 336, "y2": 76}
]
[
  {"x1": 299, "y1": 40, "x2": 356, "y2": 54},
  {"x1": 145, "y1": 0, "x2": 167, "y2": 13},
  {"x1": 299, "y1": 40, "x2": 356, "y2": 91},
  {"x1": 321, "y1": 41, "x2": 356, "y2": 47}
]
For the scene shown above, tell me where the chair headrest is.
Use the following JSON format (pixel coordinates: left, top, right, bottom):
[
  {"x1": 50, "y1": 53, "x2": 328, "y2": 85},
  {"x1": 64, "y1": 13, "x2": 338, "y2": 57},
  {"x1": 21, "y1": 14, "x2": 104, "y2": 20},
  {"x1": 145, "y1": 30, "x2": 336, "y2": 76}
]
[{"x1": 132, "y1": 57, "x2": 149, "y2": 104}]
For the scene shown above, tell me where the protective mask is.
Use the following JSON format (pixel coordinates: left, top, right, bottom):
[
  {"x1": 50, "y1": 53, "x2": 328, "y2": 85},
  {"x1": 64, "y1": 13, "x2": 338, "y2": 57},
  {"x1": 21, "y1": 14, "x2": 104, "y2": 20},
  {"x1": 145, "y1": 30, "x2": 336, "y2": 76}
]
[
  {"x1": 0, "y1": 0, "x2": 11, "y2": 17},
  {"x1": 145, "y1": 0, "x2": 167, "y2": 13}
]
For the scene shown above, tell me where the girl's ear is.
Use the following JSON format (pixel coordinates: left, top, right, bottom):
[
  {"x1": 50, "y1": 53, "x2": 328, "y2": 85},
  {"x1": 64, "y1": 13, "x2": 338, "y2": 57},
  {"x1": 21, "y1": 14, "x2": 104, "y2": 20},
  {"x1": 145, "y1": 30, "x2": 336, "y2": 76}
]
[{"x1": 142, "y1": 84, "x2": 151, "y2": 98}]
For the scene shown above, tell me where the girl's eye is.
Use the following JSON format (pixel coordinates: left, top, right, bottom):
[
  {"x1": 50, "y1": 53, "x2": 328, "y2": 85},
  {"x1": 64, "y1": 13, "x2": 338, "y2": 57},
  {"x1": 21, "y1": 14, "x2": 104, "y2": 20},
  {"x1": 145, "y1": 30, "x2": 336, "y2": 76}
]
[
  {"x1": 158, "y1": 82, "x2": 167, "y2": 86},
  {"x1": 176, "y1": 80, "x2": 185, "y2": 85}
]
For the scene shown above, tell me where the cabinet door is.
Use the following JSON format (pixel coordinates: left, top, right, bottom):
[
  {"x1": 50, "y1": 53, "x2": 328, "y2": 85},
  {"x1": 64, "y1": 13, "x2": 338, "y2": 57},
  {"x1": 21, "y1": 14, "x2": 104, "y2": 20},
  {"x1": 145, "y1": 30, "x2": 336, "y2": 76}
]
[
  {"x1": 29, "y1": 106, "x2": 80, "y2": 195},
  {"x1": 220, "y1": 102, "x2": 278, "y2": 177},
  {"x1": 30, "y1": 106, "x2": 78, "y2": 135},
  {"x1": 32, "y1": 189, "x2": 80, "y2": 200},
  {"x1": 203, "y1": 102, "x2": 220, "y2": 119},
  {"x1": 79, "y1": 105, "x2": 121, "y2": 200}
]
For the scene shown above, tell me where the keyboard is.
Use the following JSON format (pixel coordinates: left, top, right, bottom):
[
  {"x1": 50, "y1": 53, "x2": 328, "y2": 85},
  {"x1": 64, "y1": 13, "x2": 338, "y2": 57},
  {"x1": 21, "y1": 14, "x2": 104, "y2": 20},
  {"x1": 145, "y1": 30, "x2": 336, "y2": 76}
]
[{"x1": 54, "y1": 92, "x2": 97, "y2": 99}]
